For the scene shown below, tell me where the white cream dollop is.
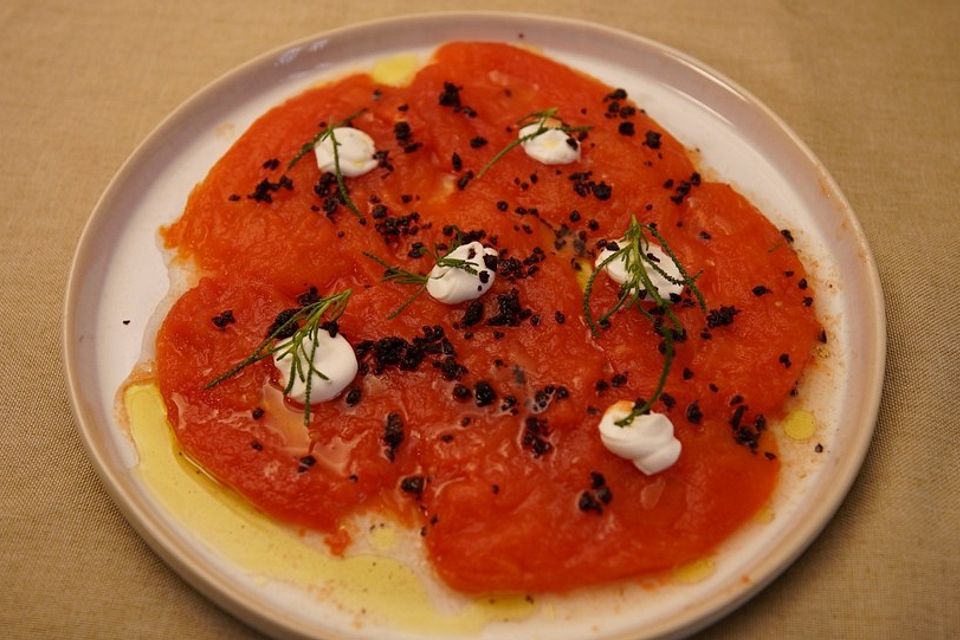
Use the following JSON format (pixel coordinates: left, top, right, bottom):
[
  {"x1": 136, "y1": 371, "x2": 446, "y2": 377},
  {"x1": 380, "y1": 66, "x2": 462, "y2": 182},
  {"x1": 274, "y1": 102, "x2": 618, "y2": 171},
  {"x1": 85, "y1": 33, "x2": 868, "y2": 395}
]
[
  {"x1": 314, "y1": 127, "x2": 378, "y2": 177},
  {"x1": 519, "y1": 120, "x2": 580, "y2": 165},
  {"x1": 599, "y1": 400, "x2": 682, "y2": 475},
  {"x1": 426, "y1": 241, "x2": 498, "y2": 305},
  {"x1": 595, "y1": 237, "x2": 684, "y2": 299},
  {"x1": 273, "y1": 328, "x2": 358, "y2": 404}
]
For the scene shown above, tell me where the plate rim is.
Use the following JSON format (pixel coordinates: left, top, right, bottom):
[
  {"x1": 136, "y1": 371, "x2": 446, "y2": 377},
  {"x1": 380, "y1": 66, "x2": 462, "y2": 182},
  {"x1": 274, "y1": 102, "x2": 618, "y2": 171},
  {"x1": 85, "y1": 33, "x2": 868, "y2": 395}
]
[{"x1": 62, "y1": 10, "x2": 887, "y2": 640}]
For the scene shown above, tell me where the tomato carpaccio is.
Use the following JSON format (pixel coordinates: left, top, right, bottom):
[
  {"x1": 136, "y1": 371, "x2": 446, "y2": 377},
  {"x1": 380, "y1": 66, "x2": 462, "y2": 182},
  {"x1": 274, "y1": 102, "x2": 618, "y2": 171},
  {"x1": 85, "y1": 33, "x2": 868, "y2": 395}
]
[{"x1": 155, "y1": 42, "x2": 821, "y2": 593}]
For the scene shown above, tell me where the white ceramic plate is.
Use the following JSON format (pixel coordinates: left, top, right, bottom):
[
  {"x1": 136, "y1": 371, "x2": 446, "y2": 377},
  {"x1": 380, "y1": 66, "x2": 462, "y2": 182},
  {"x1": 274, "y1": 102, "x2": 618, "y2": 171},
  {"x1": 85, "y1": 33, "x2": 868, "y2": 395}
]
[{"x1": 63, "y1": 12, "x2": 885, "y2": 640}]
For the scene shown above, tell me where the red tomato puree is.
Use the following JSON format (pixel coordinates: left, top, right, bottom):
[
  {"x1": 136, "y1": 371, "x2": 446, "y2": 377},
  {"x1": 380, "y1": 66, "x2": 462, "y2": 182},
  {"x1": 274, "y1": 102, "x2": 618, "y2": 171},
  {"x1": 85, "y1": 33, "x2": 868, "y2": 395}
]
[{"x1": 156, "y1": 43, "x2": 821, "y2": 593}]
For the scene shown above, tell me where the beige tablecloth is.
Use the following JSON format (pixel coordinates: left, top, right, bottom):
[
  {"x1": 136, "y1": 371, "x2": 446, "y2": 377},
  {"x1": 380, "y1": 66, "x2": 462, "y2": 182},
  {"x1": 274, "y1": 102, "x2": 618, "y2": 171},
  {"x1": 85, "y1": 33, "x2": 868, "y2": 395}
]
[{"x1": 2, "y1": 1, "x2": 958, "y2": 637}]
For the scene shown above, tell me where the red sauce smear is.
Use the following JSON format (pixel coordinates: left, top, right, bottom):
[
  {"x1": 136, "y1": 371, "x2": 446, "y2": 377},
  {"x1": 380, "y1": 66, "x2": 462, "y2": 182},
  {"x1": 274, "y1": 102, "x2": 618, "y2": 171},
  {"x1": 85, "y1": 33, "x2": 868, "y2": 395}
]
[{"x1": 155, "y1": 43, "x2": 821, "y2": 593}]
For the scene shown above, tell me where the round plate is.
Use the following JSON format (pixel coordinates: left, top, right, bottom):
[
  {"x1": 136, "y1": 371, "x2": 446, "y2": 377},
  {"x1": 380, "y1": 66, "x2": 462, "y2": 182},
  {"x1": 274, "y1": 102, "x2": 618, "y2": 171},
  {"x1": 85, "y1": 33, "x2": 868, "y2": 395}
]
[{"x1": 63, "y1": 12, "x2": 885, "y2": 640}]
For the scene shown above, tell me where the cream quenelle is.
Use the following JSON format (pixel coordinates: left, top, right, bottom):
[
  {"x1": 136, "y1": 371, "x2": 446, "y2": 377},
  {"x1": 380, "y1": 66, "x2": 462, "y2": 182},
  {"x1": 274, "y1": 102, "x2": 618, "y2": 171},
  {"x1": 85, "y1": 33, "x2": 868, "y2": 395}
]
[
  {"x1": 315, "y1": 127, "x2": 378, "y2": 177},
  {"x1": 426, "y1": 241, "x2": 499, "y2": 305},
  {"x1": 519, "y1": 119, "x2": 581, "y2": 165},
  {"x1": 595, "y1": 237, "x2": 684, "y2": 299},
  {"x1": 273, "y1": 328, "x2": 358, "y2": 404},
  {"x1": 599, "y1": 400, "x2": 682, "y2": 475}
]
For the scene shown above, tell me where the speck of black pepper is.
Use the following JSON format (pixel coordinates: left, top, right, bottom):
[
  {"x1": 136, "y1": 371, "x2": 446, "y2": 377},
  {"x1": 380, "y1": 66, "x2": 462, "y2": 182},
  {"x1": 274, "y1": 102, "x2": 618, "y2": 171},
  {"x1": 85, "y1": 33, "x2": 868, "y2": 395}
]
[
  {"x1": 345, "y1": 387, "x2": 362, "y2": 407},
  {"x1": 491, "y1": 484, "x2": 500, "y2": 494},
  {"x1": 400, "y1": 475, "x2": 425, "y2": 496},
  {"x1": 297, "y1": 455, "x2": 316, "y2": 473},
  {"x1": 785, "y1": 270, "x2": 795, "y2": 278},
  {"x1": 250, "y1": 440, "x2": 263, "y2": 451},
  {"x1": 397, "y1": 103, "x2": 409, "y2": 112},
  {"x1": 815, "y1": 443, "x2": 824, "y2": 453},
  {"x1": 228, "y1": 194, "x2": 241, "y2": 202}
]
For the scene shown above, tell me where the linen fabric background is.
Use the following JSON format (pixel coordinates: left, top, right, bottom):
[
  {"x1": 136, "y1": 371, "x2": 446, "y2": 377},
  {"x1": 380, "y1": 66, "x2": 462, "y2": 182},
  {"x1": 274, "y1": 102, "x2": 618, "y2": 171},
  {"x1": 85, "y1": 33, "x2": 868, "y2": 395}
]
[{"x1": 1, "y1": 0, "x2": 957, "y2": 637}]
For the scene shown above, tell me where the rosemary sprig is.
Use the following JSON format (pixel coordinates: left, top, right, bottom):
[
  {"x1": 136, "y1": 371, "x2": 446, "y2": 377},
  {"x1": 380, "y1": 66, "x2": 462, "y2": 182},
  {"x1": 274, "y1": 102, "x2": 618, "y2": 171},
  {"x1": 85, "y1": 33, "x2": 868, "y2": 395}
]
[
  {"x1": 474, "y1": 108, "x2": 590, "y2": 180},
  {"x1": 205, "y1": 289, "x2": 352, "y2": 424},
  {"x1": 583, "y1": 216, "x2": 706, "y2": 425},
  {"x1": 363, "y1": 238, "x2": 484, "y2": 319},
  {"x1": 287, "y1": 109, "x2": 366, "y2": 222}
]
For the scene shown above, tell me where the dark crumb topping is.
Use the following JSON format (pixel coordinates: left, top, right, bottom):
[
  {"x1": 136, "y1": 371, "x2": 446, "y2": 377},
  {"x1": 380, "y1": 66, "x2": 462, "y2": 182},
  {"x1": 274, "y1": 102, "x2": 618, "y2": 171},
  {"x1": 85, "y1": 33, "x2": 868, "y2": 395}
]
[
  {"x1": 554, "y1": 311, "x2": 566, "y2": 324},
  {"x1": 248, "y1": 174, "x2": 293, "y2": 203},
  {"x1": 618, "y1": 122, "x2": 635, "y2": 136},
  {"x1": 266, "y1": 308, "x2": 300, "y2": 339},
  {"x1": 211, "y1": 309, "x2": 235, "y2": 330},
  {"x1": 778, "y1": 353, "x2": 792, "y2": 368},
  {"x1": 644, "y1": 130, "x2": 662, "y2": 149},
  {"x1": 356, "y1": 326, "x2": 463, "y2": 379},
  {"x1": 228, "y1": 194, "x2": 241, "y2": 202},
  {"x1": 451, "y1": 152, "x2": 462, "y2": 172},
  {"x1": 469, "y1": 136, "x2": 488, "y2": 148},
  {"x1": 578, "y1": 491, "x2": 603, "y2": 514},
  {"x1": 461, "y1": 300, "x2": 484, "y2": 327},
  {"x1": 686, "y1": 401, "x2": 703, "y2": 424},
  {"x1": 251, "y1": 407, "x2": 265, "y2": 420},
  {"x1": 752, "y1": 285, "x2": 771, "y2": 296},
  {"x1": 496, "y1": 200, "x2": 509, "y2": 212},
  {"x1": 250, "y1": 440, "x2": 263, "y2": 451},
  {"x1": 400, "y1": 475, "x2": 425, "y2": 496},
  {"x1": 383, "y1": 412, "x2": 404, "y2": 461},
  {"x1": 604, "y1": 88, "x2": 628, "y2": 101},
  {"x1": 486, "y1": 288, "x2": 533, "y2": 327},
  {"x1": 262, "y1": 158, "x2": 280, "y2": 170},
  {"x1": 780, "y1": 229, "x2": 795, "y2": 243},
  {"x1": 819, "y1": 329, "x2": 828, "y2": 344},
  {"x1": 438, "y1": 81, "x2": 476, "y2": 116},
  {"x1": 452, "y1": 384, "x2": 472, "y2": 401},
  {"x1": 682, "y1": 367, "x2": 694, "y2": 380},
  {"x1": 803, "y1": 296, "x2": 814, "y2": 307},
  {"x1": 456, "y1": 170, "x2": 474, "y2": 190},
  {"x1": 474, "y1": 381, "x2": 497, "y2": 407},
  {"x1": 706, "y1": 305, "x2": 740, "y2": 328},
  {"x1": 815, "y1": 443, "x2": 824, "y2": 453},
  {"x1": 522, "y1": 416, "x2": 552, "y2": 457},
  {"x1": 764, "y1": 451, "x2": 777, "y2": 461},
  {"x1": 659, "y1": 393, "x2": 676, "y2": 410}
]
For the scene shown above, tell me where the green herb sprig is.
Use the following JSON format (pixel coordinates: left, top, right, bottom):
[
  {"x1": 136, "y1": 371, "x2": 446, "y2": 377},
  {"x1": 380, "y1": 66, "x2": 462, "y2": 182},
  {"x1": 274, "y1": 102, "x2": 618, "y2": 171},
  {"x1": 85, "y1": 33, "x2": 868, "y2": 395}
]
[
  {"x1": 583, "y1": 216, "x2": 706, "y2": 426},
  {"x1": 363, "y1": 235, "x2": 485, "y2": 319},
  {"x1": 205, "y1": 289, "x2": 352, "y2": 424},
  {"x1": 287, "y1": 109, "x2": 367, "y2": 222},
  {"x1": 474, "y1": 108, "x2": 590, "y2": 180}
]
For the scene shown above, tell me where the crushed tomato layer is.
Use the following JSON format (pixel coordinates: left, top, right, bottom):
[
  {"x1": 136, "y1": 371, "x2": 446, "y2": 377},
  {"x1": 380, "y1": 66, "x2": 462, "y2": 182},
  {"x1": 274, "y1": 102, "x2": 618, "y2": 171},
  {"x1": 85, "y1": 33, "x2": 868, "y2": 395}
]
[{"x1": 155, "y1": 42, "x2": 821, "y2": 593}]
